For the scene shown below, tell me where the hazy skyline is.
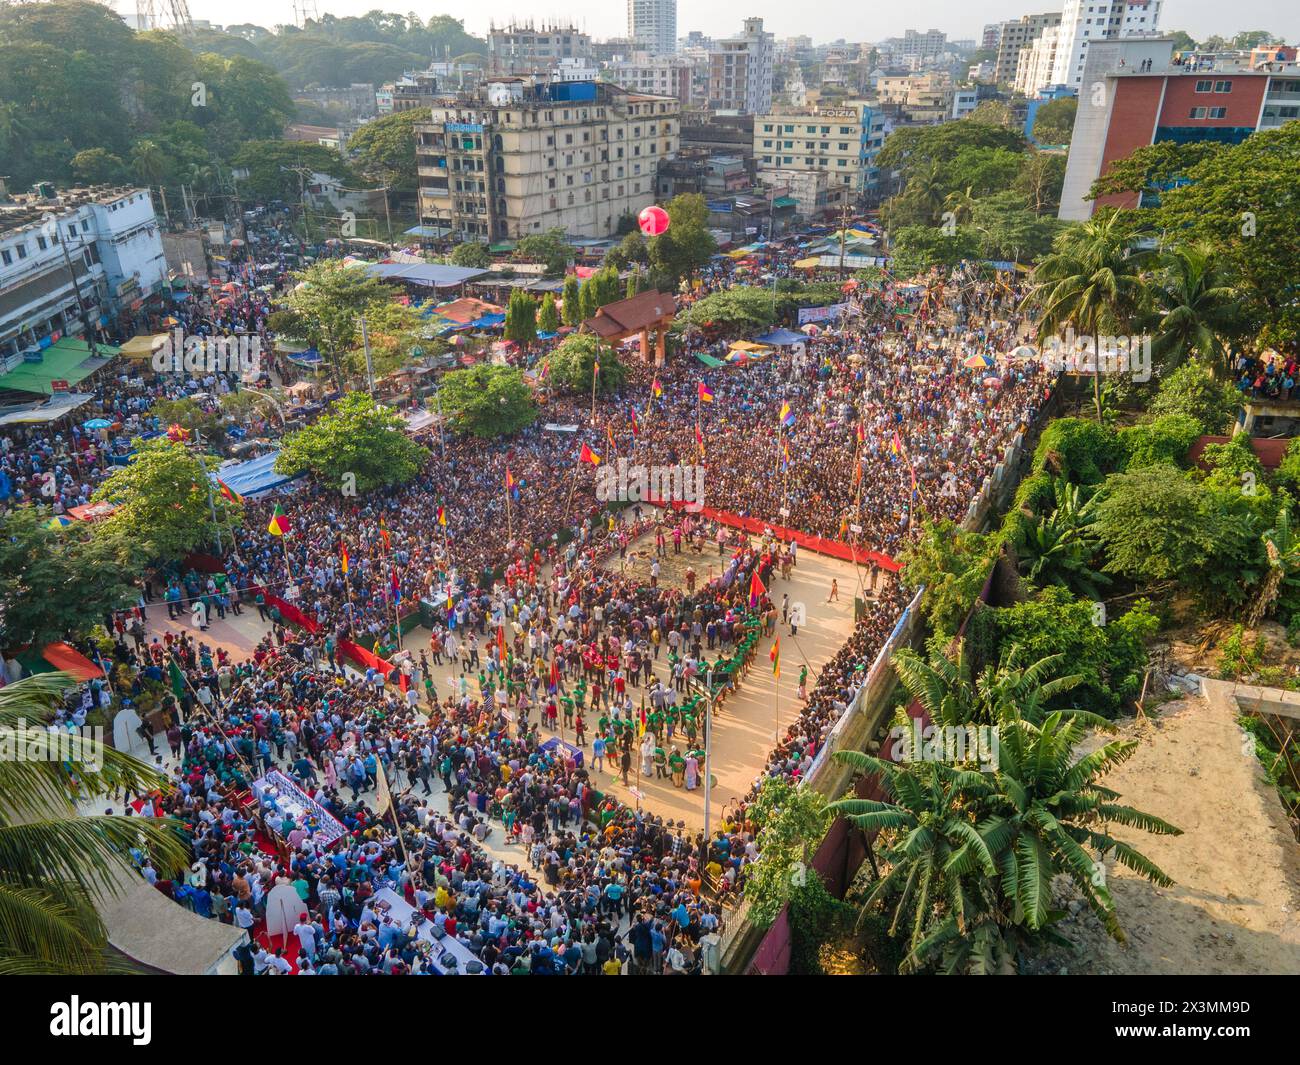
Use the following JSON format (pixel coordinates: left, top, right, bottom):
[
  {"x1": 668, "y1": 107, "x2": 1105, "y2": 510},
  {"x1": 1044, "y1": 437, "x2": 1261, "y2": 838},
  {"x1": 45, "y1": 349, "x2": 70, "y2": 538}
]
[{"x1": 175, "y1": 0, "x2": 1299, "y2": 45}]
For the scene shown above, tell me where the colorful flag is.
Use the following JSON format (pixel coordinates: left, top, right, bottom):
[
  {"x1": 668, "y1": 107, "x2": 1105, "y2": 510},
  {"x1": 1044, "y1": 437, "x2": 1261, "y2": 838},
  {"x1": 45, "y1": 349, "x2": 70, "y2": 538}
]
[
  {"x1": 505, "y1": 467, "x2": 520, "y2": 501},
  {"x1": 651, "y1": 377, "x2": 663, "y2": 398},
  {"x1": 217, "y1": 480, "x2": 243, "y2": 505},
  {"x1": 390, "y1": 567, "x2": 401, "y2": 605},
  {"x1": 267, "y1": 504, "x2": 290, "y2": 537},
  {"x1": 497, "y1": 622, "x2": 507, "y2": 662},
  {"x1": 779, "y1": 401, "x2": 795, "y2": 428},
  {"x1": 891, "y1": 431, "x2": 902, "y2": 457},
  {"x1": 748, "y1": 567, "x2": 766, "y2": 608},
  {"x1": 340, "y1": 540, "x2": 349, "y2": 575},
  {"x1": 855, "y1": 422, "x2": 866, "y2": 444},
  {"x1": 593, "y1": 357, "x2": 600, "y2": 378},
  {"x1": 606, "y1": 422, "x2": 617, "y2": 453},
  {"x1": 579, "y1": 443, "x2": 601, "y2": 466},
  {"x1": 697, "y1": 381, "x2": 714, "y2": 404},
  {"x1": 694, "y1": 423, "x2": 705, "y2": 460},
  {"x1": 630, "y1": 408, "x2": 640, "y2": 438},
  {"x1": 781, "y1": 440, "x2": 790, "y2": 471},
  {"x1": 437, "y1": 505, "x2": 447, "y2": 527},
  {"x1": 379, "y1": 517, "x2": 391, "y2": 551},
  {"x1": 770, "y1": 637, "x2": 780, "y2": 678}
]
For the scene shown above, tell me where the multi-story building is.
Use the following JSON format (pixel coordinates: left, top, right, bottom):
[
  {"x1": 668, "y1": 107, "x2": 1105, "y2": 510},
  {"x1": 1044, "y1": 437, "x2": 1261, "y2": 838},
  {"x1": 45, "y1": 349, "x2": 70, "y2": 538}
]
[
  {"x1": 603, "y1": 54, "x2": 693, "y2": 106},
  {"x1": 1015, "y1": 25, "x2": 1064, "y2": 95},
  {"x1": 994, "y1": 13, "x2": 1063, "y2": 86},
  {"x1": 953, "y1": 86, "x2": 980, "y2": 118},
  {"x1": 627, "y1": 0, "x2": 677, "y2": 57},
  {"x1": 709, "y1": 18, "x2": 775, "y2": 114},
  {"x1": 982, "y1": 23, "x2": 1004, "y2": 52},
  {"x1": 487, "y1": 21, "x2": 592, "y2": 74},
  {"x1": 894, "y1": 29, "x2": 949, "y2": 59},
  {"x1": 753, "y1": 100, "x2": 887, "y2": 198},
  {"x1": 1059, "y1": 37, "x2": 1300, "y2": 220},
  {"x1": 0, "y1": 183, "x2": 166, "y2": 360},
  {"x1": 415, "y1": 79, "x2": 679, "y2": 242},
  {"x1": 1051, "y1": 0, "x2": 1163, "y2": 88}
]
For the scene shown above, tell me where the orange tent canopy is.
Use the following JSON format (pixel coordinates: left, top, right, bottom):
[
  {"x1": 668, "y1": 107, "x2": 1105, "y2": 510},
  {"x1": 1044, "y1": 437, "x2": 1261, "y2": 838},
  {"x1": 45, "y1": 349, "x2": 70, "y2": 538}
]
[{"x1": 42, "y1": 642, "x2": 104, "y2": 681}]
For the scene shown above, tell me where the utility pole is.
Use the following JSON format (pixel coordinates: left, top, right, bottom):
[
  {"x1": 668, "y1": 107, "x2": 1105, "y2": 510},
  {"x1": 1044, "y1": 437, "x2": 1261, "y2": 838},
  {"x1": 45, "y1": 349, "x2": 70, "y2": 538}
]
[
  {"x1": 838, "y1": 195, "x2": 849, "y2": 280},
  {"x1": 703, "y1": 666, "x2": 714, "y2": 842},
  {"x1": 359, "y1": 315, "x2": 375, "y2": 396},
  {"x1": 56, "y1": 231, "x2": 97, "y2": 356}
]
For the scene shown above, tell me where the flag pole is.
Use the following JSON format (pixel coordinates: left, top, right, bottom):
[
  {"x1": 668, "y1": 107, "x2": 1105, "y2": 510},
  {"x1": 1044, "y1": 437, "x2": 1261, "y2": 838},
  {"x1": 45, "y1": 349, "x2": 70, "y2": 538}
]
[
  {"x1": 590, "y1": 345, "x2": 598, "y2": 423},
  {"x1": 505, "y1": 474, "x2": 514, "y2": 547},
  {"x1": 342, "y1": 538, "x2": 356, "y2": 638},
  {"x1": 391, "y1": 561, "x2": 403, "y2": 653}
]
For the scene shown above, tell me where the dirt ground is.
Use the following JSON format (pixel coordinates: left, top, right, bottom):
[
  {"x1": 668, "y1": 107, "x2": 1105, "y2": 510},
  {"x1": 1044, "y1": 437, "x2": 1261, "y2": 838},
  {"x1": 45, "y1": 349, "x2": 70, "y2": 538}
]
[{"x1": 1025, "y1": 686, "x2": 1300, "y2": 976}]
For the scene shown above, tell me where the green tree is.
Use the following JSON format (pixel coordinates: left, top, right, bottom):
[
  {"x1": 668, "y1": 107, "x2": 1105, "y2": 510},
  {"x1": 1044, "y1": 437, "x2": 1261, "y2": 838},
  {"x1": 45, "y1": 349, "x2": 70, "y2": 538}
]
[
  {"x1": 0, "y1": 673, "x2": 190, "y2": 973},
  {"x1": 516, "y1": 228, "x2": 571, "y2": 277},
  {"x1": 230, "y1": 139, "x2": 356, "y2": 201},
  {"x1": 92, "y1": 439, "x2": 239, "y2": 562},
  {"x1": 548, "y1": 333, "x2": 627, "y2": 394},
  {"x1": 1014, "y1": 151, "x2": 1067, "y2": 216},
  {"x1": 69, "y1": 147, "x2": 127, "y2": 184},
  {"x1": 1031, "y1": 97, "x2": 1077, "y2": 144},
  {"x1": 1146, "y1": 361, "x2": 1238, "y2": 434},
  {"x1": 345, "y1": 108, "x2": 422, "y2": 196},
  {"x1": 647, "y1": 193, "x2": 717, "y2": 284},
  {"x1": 437, "y1": 365, "x2": 538, "y2": 438},
  {"x1": 1116, "y1": 412, "x2": 1203, "y2": 469},
  {"x1": 504, "y1": 289, "x2": 538, "y2": 347},
  {"x1": 677, "y1": 286, "x2": 777, "y2": 333},
  {"x1": 537, "y1": 292, "x2": 560, "y2": 334},
  {"x1": 1011, "y1": 477, "x2": 1110, "y2": 600},
  {"x1": 273, "y1": 260, "x2": 404, "y2": 389},
  {"x1": 898, "y1": 519, "x2": 999, "y2": 640},
  {"x1": 1032, "y1": 211, "x2": 1151, "y2": 420},
  {"x1": 561, "y1": 274, "x2": 582, "y2": 327},
  {"x1": 887, "y1": 225, "x2": 982, "y2": 279},
  {"x1": 0, "y1": 510, "x2": 144, "y2": 649},
  {"x1": 743, "y1": 777, "x2": 833, "y2": 928},
  {"x1": 449, "y1": 241, "x2": 491, "y2": 268},
  {"x1": 1147, "y1": 243, "x2": 1242, "y2": 377},
  {"x1": 275, "y1": 392, "x2": 428, "y2": 491}
]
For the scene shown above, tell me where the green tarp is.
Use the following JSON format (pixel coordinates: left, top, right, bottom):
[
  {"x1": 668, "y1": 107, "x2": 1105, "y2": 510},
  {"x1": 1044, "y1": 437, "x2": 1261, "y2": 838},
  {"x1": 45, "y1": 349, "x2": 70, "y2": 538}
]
[
  {"x1": 694, "y1": 352, "x2": 725, "y2": 368},
  {"x1": 0, "y1": 337, "x2": 120, "y2": 396}
]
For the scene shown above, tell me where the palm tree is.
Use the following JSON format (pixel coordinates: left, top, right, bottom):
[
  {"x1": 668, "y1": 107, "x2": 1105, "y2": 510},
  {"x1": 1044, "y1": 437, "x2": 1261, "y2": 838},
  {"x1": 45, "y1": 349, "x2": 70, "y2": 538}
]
[
  {"x1": 943, "y1": 185, "x2": 978, "y2": 226},
  {"x1": 904, "y1": 163, "x2": 949, "y2": 226},
  {"x1": 0, "y1": 674, "x2": 187, "y2": 973},
  {"x1": 1013, "y1": 476, "x2": 1110, "y2": 599},
  {"x1": 830, "y1": 648, "x2": 1178, "y2": 972},
  {"x1": 1148, "y1": 243, "x2": 1241, "y2": 379},
  {"x1": 827, "y1": 754, "x2": 999, "y2": 971},
  {"x1": 1032, "y1": 211, "x2": 1151, "y2": 421}
]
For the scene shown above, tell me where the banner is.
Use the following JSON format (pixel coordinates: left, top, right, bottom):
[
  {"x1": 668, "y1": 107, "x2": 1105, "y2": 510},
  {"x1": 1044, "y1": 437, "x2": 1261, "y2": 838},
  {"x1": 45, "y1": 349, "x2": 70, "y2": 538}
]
[{"x1": 798, "y1": 302, "x2": 854, "y2": 325}]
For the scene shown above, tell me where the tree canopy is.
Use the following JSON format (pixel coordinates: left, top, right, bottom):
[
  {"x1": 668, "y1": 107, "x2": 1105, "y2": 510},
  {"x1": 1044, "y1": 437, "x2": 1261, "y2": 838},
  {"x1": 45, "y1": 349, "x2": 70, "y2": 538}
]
[{"x1": 275, "y1": 393, "x2": 428, "y2": 492}]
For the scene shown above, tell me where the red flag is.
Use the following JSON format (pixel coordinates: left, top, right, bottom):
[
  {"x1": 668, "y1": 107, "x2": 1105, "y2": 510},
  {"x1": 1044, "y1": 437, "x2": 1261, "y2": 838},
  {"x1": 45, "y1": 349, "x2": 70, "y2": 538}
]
[
  {"x1": 748, "y1": 567, "x2": 766, "y2": 608},
  {"x1": 579, "y1": 443, "x2": 601, "y2": 466},
  {"x1": 497, "y1": 622, "x2": 507, "y2": 661}
]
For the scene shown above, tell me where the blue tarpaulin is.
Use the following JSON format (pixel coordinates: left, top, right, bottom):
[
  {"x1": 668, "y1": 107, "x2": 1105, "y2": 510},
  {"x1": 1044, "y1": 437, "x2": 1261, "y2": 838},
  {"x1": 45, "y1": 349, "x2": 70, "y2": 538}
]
[
  {"x1": 364, "y1": 263, "x2": 487, "y2": 289},
  {"x1": 754, "y1": 328, "x2": 808, "y2": 346},
  {"x1": 212, "y1": 450, "x2": 301, "y2": 498}
]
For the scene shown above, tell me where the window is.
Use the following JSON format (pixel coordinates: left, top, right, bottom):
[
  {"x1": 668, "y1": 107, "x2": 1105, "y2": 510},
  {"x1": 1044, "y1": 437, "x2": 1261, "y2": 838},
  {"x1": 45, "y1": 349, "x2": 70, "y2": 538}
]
[
  {"x1": 0, "y1": 249, "x2": 9, "y2": 266},
  {"x1": 1189, "y1": 107, "x2": 1206, "y2": 119},
  {"x1": 15, "y1": 243, "x2": 26, "y2": 259},
  {"x1": 1214, "y1": 80, "x2": 1232, "y2": 93},
  {"x1": 1208, "y1": 106, "x2": 1227, "y2": 118}
]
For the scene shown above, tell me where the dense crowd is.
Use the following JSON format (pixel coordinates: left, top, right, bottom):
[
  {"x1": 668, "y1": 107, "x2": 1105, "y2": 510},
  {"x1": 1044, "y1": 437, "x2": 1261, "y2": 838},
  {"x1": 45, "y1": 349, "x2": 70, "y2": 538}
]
[{"x1": 11, "y1": 212, "x2": 1056, "y2": 975}]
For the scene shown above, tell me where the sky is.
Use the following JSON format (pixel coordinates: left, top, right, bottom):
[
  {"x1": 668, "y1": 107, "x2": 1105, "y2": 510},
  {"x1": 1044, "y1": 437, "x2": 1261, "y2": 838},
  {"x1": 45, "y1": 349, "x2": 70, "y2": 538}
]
[{"x1": 176, "y1": 0, "x2": 1300, "y2": 46}]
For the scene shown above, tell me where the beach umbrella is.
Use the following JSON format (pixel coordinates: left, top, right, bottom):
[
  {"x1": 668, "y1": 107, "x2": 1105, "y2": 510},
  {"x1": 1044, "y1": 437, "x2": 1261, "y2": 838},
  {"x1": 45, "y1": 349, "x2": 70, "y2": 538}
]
[
  {"x1": 45, "y1": 516, "x2": 73, "y2": 530},
  {"x1": 982, "y1": 375, "x2": 1002, "y2": 388},
  {"x1": 83, "y1": 418, "x2": 112, "y2": 430},
  {"x1": 963, "y1": 353, "x2": 995, "y2": 369},
  {"x1": 801, "y1": 323, "x2": 820, "y2": 336}
]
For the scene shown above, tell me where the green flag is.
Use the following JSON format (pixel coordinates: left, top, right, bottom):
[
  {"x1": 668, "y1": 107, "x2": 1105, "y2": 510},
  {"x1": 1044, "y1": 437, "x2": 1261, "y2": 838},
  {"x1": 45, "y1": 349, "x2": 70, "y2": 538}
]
[{"x1": 169, "y1": 660, "x2": 186, "y2": 700}]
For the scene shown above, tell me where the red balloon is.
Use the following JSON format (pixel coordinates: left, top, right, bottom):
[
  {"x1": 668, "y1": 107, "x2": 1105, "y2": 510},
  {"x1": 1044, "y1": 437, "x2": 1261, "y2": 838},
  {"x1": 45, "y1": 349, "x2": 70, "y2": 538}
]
[{"x1": 638, "y1": 205, "x2": 670, "y2": 237}]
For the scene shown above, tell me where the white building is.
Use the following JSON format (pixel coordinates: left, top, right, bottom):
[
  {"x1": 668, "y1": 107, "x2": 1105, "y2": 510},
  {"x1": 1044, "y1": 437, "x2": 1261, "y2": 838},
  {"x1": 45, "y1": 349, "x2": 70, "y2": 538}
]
[
  {"x1": 1051, "y1": 0, "x2": 1163, "y2": 88},
  {"x1": 1017, "y1": 26, "x2": 1064, "y2": 95},
  {"x1": 709, "y1": 17, "x2": 775, "y2": 114},
  {"x1": 952, "y1": 87, "x2": 979, "y2": 119},
  {"x1": 0, "y1": 184, "x2": 166, "y2": 359},
  {"x1": 603, "y1": 53, "x2": 692, "y2": 105},
  {"x1": 627, "y1": 0, "x2": 677, "y2": 57}
]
